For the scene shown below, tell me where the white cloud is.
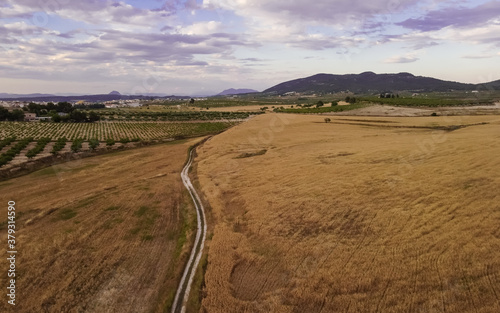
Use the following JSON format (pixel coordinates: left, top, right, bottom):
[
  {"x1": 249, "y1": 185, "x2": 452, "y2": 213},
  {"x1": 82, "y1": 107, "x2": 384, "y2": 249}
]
[
  {"x1": 178, "y1": 21, "x2": 223, "y2": 35},
  {"x1": 384, "y1": 53, "x2": 419, "y2": 63}
]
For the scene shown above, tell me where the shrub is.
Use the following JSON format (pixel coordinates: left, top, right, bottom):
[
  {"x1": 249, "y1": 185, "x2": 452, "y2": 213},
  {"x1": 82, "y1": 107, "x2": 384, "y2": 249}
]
[
  {"x1": 26, "y1": 137, "x2": 51, "y2": 159},
  {"x1": 88, "y1": 138, "x2": 100, "y2": 151},
  {"x1": 51, "y1": 137, "x2": 67, "y2": 154},
  {"x1": 71, "y1": 138, "x2": 84, "y2": 152},
  {"x1": 0, "y1": 137, "x2": 16, "y2": 150},
  {"x1": 0, "y1": 137, "x2": 32, "y2": 167},
  {"x1": 106, "y1": 138, "x2": 115, "y2": 146}
]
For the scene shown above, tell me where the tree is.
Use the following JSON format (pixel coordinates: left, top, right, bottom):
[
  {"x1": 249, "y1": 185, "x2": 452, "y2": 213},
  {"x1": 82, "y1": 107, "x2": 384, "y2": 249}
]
[
  {"x1": 46, "y1": 102, "x2": 56, "y2": 111},
  {"x1": 89, "y1": 138, "x2": 100, "y2": 151},
  {"x1": 8, "y1": 109, "x2": 25, "y2": 121},
  {"x1": 51, "y1": 114, "x2": 62, "y2": 123},
  {"x1": 88, "y1": 111, "x2": 100, "y2": 122},
  {"x1": 345, "y1": 96, "x2": 351, "y2": 103},
  {"x1": 106, "y1": 138, "x2": 115, "y2": 146},
  {"x1": 28, "y1": 102, "x2": 40, "y2": 114},
  {"x1": 69, "y1": 110, "x2": 87, "y2": 122},
  {"x1": 57, "y1": 101, "x2": 74, "y2": 113},
  {"x1": 70, "y1": 139, "x2": 83, "y2": 152},
  {"x1": 0, "y1": 107, "x2": 9, "y2": 121},
  {"x1": 316, "y1": 100, "x2": 324, "y2": 108},
  {"x1": 189, "y1": 98, "x2": 195, "y2": 104},
  {"x1": 324, "y1": 118, "x2": 331, "y2": 123}
]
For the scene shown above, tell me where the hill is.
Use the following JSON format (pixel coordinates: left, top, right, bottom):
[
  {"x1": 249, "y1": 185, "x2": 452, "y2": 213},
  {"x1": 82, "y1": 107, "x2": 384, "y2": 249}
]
[
  {"x1": 263, "y1": 72, "x2": 499, "y2": 94},
  {"x1": 216, "y1": 88, "x2": 259, "y2": 96},
  {"x1": 0, "y1": 93, "x2": 56, "y2": 99}
]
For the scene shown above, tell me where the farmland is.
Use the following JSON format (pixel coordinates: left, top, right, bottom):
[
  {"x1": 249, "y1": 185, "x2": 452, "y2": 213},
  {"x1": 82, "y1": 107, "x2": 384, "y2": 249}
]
[
  {"x1": 0, "y1": 121, "x2": 236, "y2": 141},
  {"x1": 194, "y1": 113, "x2": 500, "y2": 312},
  {"x1": 0, "y1": 139, "x2": 201, "y2": 312},
  {"x1": 0, "y1": 121, "x2": 237, "y2": 177},
  {"x1": 358, "y1": 96, "x2": 498, "y2": 107},
  {"x1": 94, "y1": 109, "x2": 259, "y2": 121}
]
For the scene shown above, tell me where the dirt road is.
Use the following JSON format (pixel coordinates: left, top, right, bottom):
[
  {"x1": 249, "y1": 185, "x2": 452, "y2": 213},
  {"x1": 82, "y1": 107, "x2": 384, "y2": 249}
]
[{"x1": 172, "y1": 147, "x2": 207, "y2": 313}]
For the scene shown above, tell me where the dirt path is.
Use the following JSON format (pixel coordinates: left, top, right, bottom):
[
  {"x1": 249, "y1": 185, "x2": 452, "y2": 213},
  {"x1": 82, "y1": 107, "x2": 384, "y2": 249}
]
[{"x1": 172, "y1": 147, "x2": 207, "y2": 313}]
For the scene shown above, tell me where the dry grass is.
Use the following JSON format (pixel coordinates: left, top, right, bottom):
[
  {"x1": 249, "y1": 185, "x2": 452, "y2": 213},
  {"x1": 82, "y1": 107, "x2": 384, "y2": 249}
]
[
  {"x1": 195, "y1": 113, "x2": 500, "y2": 312},
  {"x1": 0, "y1": 139, "x2": 202, "y2": 313}
]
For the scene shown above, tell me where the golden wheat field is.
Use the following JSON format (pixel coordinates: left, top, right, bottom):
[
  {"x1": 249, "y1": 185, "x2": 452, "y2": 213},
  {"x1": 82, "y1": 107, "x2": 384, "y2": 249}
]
[
  {"x1": 195, "y1": 113, "x2": 500, "y2": 313},
  {"x1": 0, "y1": 139, "x2": 201, "y2": 313}
]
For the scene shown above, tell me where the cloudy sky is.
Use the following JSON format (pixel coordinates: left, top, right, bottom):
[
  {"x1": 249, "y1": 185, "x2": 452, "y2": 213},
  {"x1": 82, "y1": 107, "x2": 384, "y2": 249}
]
[{"x1": 1, "y1": 0, "x2": 499, "y2": 95}]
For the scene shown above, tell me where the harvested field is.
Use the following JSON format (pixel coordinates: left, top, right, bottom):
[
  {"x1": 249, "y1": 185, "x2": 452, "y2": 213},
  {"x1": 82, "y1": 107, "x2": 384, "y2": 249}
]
[
  {"x1": 334, "y1": 103, "x2": 500, "y2": 117},
  {"x1": 0, "y1": 139, "x2": 201, "y2": 313},
  {"x1": 195, "y1": 113, "x2": 500, "y2": 312}
]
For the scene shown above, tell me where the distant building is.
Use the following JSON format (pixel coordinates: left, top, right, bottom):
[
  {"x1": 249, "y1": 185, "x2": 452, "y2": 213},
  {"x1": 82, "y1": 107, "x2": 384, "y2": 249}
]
[
  {"x1": 35, "y1": 116, "x2": 52, "y2": 122},
  {"x1": 24, "y1": 113, "x2": 36, "y2": 121}
]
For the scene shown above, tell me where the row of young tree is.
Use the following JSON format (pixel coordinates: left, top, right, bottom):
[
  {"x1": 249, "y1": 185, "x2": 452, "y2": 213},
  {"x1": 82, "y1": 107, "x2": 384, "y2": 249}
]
[{"x1": 52, "y1": 111, "x2": 100, "y2": 123}]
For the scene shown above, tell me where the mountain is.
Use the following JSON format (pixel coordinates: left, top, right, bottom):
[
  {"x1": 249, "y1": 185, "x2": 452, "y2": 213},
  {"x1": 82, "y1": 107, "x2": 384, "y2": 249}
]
[
  {"x1": 0, "y1": 93, "x2": 194, "y2": 102},
  {"x1": 263, "y1": 72, "x2": 497, "y2": 94},
  {"x1": 216, "y1": 88, "x2": 259, "y2": 96},
  {"x1": 0, "y1": 93, "x2": 56, "y2": 99},
  {"x1": 109, "y1": 91, "x2": 121, "y2": 95}
]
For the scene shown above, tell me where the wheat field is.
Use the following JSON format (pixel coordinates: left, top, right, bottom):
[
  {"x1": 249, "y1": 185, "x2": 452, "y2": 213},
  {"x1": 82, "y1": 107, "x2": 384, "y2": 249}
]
[
  {"x1": 195, "y1": 113, "x2": 500, "y2": 312},
  {"x1": 0, "y1": 139, "x2": 201, "y2": 313}
]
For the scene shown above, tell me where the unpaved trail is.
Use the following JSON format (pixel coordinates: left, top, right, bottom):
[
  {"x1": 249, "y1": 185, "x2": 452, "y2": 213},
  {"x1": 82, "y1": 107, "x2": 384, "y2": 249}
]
[{"x1": 172, "y1": 147, "x2": 207, "y2": 313}]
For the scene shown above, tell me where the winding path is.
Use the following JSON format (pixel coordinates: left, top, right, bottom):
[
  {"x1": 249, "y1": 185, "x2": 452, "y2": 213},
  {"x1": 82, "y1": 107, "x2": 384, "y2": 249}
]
[{"x1": 172, "y1": 147, "x2": 207, "y2": 313}]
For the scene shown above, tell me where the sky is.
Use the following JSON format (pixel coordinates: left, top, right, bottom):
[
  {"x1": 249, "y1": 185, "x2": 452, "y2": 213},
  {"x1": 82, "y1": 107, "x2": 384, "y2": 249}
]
[{"x1": 0, "y1": 0, "x2": 499, "y2": 96}]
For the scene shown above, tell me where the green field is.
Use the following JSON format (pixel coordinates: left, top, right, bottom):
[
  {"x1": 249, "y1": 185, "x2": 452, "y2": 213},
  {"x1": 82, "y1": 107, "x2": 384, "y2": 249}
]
[
  {"x1": 0, "y1": 121, "x2": 236, "y2": 141},
  {"x1": 274, "y1": 103, "x2": 366, "y2": 113},
  {"x1": 358, "y1": 95, "x2": 498, "y2": 107},
  {"x1": 94, "y1": 108, "x2": 259, "y2": 120}
]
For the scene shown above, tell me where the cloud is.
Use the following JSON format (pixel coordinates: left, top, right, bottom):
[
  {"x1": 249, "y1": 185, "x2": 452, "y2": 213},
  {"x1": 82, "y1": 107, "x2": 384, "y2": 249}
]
[
  {"x1": 383, "y1": 54, "x2": 419, "y2": 63},
  {"x1": 398, "y1": 1, "x2": 500, "y2": 31},
  {"x1": 0, "y1": 25, "x2": 254, "y2": 78},
  {"x1": 179, "y1": 21, "x2": 223, "y2": 35},
  {"x1": 462, "y1": 53, "x2": 497, "y2": 59},
  {"x1": 202, "y1": 0, "x2": 422, "y2": 51},
  {"x1": 1, "y1": 0, "x2": 175, "y2": 29},
  {"x1": 204, "y1": 0, "x2": 420, "y2": 24}
]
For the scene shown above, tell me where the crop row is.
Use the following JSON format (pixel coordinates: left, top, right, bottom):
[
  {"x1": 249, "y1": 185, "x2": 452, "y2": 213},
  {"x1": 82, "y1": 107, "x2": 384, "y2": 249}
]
[
  {"x1": 0, "y1": 138, "x2": 32, "y2": 167},
  {"x1": 26, "y1": 137, "x2": 51, "y2": 159},
  {"x1": 274, "y1": 103, "x2": 366, "y2": 114},
  {"x1": 96, "y1": 110, "x2": 256, "y2": 121},
  {"x1": 0, "y1": 121, "x2": 236, "y2": 141}
]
